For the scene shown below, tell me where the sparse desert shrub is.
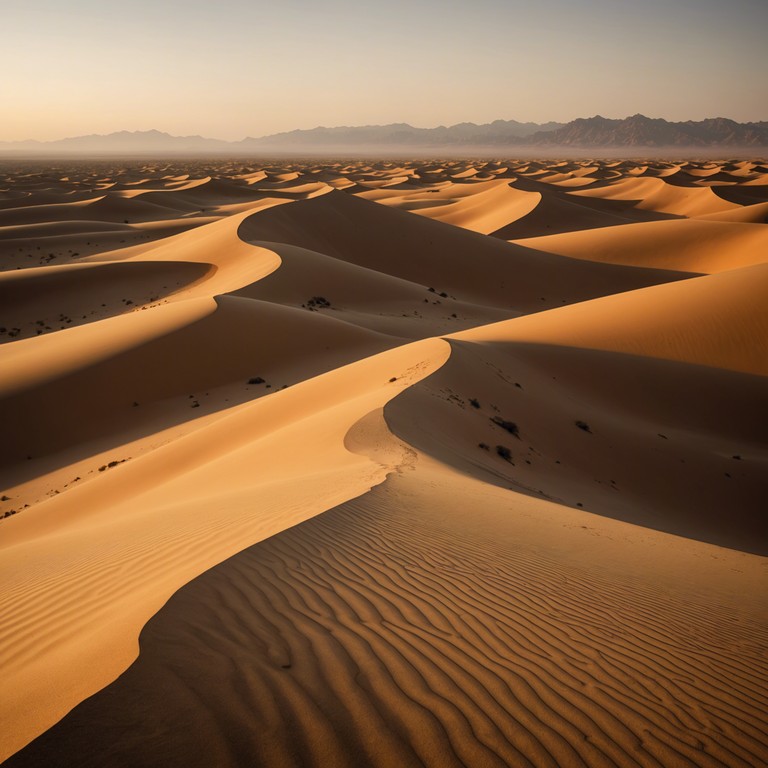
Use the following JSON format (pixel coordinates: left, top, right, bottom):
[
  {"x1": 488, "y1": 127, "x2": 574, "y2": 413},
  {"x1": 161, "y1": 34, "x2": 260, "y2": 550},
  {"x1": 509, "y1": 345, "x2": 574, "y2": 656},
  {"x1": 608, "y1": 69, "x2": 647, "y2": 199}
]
[
  {"x1": 575, "y1": 421, "x2": 592, "y2": 433},
  {"x1": 469, "y1": 398, "x2": 480, "y2": 409},
  {"x1": 491, "y1": 416, "x2": 519, "y2": 438},
  {"x1": 478, "y1": 442, "x2": 489, "y2": 450},
  {"x1": 496, "y1": 445, "x2": 513, "y2": 462},
  {"x1": 248, "y1": 377, "x2": 265, "y2": 385}
]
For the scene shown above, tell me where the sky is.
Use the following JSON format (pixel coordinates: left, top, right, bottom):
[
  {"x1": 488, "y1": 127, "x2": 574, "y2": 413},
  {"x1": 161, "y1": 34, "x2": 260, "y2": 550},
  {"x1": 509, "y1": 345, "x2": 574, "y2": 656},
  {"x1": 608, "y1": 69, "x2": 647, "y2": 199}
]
[{"x1": 3, "y1": 0, "x2": 767, "y2": 141}]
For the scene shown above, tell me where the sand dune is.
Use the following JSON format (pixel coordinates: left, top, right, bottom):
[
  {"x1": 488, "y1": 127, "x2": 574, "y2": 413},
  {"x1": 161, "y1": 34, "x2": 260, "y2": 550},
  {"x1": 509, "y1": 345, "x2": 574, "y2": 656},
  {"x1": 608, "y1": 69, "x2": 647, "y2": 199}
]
[
  {"x1": 393, "y1": 335, "x2": 767, "y2": 552},
  {"x1": 488, "y1": 176, "x2": 679, "y2": 238},
  {"x1": 0, "y1": 331, "x2": 450, "y2": 759},
  {"x1": 0, "y1": 260, "x2": 211, "y2": 341},
  {"x1": 455, "y1": 263, "x2": 768, "y2": 375},
  {"x1": 8, "y1": 454, "x2": 765, "y2": 768},
  {"x1": 1, "y1": 158, "x2": 766, "y2": 767},
  {"x1": 0, "y1": 295, "x2": 407, "y2": 465},
  {"x1": 698, "y1": 200, "x2": 768, "y2": 223},
  {"x1": 360, "y1": 179, "x2": 541, "y2": 234},
  {"x1": 515, "y1": 218, "x2": 768, "y2": 273},
  {"x1": 569, "y1": 176, "x2": 742, "y2": 217},
  {"x1": 234, "y1": 188, "x2": 689, "y2": 312}
]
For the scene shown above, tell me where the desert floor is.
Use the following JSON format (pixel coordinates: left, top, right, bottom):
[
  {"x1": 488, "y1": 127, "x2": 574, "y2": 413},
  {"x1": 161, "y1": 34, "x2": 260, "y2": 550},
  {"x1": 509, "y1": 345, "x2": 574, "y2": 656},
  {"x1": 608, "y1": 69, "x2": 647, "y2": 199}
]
[{"x1": 1, "y1": 157, "x2": 767, "y2": 767}]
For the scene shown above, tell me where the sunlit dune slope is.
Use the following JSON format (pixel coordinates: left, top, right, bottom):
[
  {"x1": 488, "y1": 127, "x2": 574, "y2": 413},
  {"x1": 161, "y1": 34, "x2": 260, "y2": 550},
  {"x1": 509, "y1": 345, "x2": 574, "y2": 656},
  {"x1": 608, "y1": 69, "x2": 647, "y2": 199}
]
[{"x1": 515, "y1": 218, "x2": 768, "y2": 273}]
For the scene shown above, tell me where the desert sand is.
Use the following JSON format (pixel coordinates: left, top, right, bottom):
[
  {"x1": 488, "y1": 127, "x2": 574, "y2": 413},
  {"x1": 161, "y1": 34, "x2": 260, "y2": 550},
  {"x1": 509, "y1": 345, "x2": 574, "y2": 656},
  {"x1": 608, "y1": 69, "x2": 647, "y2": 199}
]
[{"x1": 1, "y1": 158, "x2": 766, "y2": 767}]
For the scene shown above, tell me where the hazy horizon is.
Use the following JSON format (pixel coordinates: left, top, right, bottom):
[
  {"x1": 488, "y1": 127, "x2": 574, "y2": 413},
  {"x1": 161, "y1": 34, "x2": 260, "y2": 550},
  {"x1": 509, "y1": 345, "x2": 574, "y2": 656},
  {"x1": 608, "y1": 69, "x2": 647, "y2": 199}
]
[
  {"x1": 4, "y1": 0, "x2": 767, "y2": 143},
  {"x1": 3, "y1": 113, "x2": 767, "y2": 147}
]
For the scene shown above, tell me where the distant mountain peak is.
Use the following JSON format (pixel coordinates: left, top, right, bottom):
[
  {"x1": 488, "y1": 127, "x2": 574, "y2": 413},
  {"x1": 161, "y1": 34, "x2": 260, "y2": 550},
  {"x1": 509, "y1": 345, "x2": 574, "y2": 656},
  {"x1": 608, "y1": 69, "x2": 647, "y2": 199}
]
[
  {"x1": 1, "y1": 116, "x2": 765, "y2": 155},
  {"x1": 528, "y1": 115, "x2": 767, "y2": 147}
]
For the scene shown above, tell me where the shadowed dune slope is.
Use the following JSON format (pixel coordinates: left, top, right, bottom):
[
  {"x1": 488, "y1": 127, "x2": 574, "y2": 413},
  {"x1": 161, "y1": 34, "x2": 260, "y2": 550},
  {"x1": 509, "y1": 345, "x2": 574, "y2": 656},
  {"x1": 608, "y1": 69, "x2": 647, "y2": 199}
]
[
  {"x1": 0, "y1": 260, "x2": 212, "y2": 340},
  {"x1": 230, "y1": 239, "x2": 516, "y2": 338},
  {"x1": 237, "y1": 189, "x2": 691, "y2": 311},
  {"x1": 390, "y1": 339, "x2": 767, "y2": 553},
  {"x1": 402, "y1": 263, "x2": 768, "y2": 549},
  {"x1": 489, "y1": 187, "x2": 658, "y2": 239},
  {"x1": 0, "y1": 294, "x2": 400, "y2": 465}
]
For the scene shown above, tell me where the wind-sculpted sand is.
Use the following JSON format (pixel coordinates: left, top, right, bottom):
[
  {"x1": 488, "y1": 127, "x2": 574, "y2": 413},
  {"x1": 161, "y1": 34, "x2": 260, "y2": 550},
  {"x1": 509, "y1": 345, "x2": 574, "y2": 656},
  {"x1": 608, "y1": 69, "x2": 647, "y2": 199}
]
[{"x1": 1, "y1": 158, "x2": 766, "y2": 767}]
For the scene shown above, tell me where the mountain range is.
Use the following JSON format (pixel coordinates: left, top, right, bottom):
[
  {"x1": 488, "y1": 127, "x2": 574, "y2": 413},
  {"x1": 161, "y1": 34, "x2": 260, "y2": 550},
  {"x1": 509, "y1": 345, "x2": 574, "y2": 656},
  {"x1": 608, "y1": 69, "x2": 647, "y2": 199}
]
[{"x1": 1, "y1": 115, "x2": 765, "y2": 155}]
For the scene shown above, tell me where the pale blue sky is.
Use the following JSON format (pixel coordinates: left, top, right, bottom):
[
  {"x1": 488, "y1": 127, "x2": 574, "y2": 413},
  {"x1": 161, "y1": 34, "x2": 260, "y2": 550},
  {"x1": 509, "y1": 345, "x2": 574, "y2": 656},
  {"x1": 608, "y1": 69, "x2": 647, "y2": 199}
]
[{"x1": 3, "y1": 0, "x2": 766, "y2": 140}]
